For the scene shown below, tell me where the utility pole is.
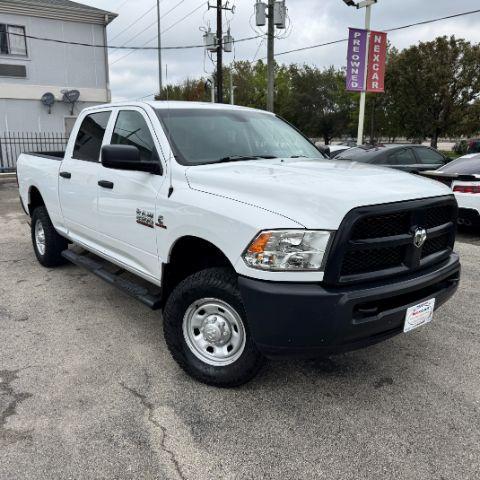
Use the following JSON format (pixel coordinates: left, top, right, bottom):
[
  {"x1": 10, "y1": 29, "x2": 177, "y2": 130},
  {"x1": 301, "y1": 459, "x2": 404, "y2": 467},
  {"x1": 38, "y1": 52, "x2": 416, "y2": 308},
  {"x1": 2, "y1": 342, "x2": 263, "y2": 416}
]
[
  {"x1": 216, "y1": 0, "x2": 223, "y2": 103},
  {"x1": 157, "y1": 0, "x2": 163, "y2": 97},
  {"x1": 255, "y1": 0, "x2": 286, "y2": 112},
  {"x1": 266, "y1": 0, "x2": 275, "y2": 112},
  {"x1": 356, "y1": 1, "x2": 371, "y2": 146},
  {"x1": 206, "y1": 1, "x2": 234, "y2": 103}
]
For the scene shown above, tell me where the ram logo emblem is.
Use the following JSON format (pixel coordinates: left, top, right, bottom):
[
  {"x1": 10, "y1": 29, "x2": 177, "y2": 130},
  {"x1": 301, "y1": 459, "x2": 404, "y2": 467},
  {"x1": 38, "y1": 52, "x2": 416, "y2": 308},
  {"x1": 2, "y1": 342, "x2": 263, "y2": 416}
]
[{"x1": 413, "y1": 228, "x2": 427, "y2": 248}]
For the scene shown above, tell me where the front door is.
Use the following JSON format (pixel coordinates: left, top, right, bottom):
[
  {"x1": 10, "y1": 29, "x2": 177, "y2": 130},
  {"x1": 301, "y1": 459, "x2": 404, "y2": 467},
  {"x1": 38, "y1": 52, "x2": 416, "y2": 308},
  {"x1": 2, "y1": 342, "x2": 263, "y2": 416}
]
[
  {"x1": 385, "y1": 148, "x2": 421, "y2": 173},
  {"x1": 96, "y1": 107, "x2": 166, "y2": 282},
  {"x1": 412, "y1": 147, "x2": 447, "y2": 171},
  {"x1": 58, "y1": 110, "x2": 111, "y2": 247}
]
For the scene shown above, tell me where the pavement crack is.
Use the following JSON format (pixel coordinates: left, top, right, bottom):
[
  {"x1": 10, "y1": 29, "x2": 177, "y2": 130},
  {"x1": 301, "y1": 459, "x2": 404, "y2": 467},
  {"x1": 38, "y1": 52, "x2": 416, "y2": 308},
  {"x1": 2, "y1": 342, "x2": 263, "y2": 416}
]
[
  {"x1": 120, "y1": 381, "x2": 187, "y2": 480},
  {"x1": 0, "y1": 369, "x2": 33, "y2": 445},
  {"x1": 0, "y1": 258, "x2": 28, "y2": 263}
]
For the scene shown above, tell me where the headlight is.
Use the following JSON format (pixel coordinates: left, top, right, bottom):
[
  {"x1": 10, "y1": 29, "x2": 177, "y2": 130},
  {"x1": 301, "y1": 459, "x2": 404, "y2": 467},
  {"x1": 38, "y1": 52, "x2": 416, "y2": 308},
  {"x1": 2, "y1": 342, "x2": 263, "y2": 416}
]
[{"x1": 243, "y1": 230, "x2": 333, "y2": 271}]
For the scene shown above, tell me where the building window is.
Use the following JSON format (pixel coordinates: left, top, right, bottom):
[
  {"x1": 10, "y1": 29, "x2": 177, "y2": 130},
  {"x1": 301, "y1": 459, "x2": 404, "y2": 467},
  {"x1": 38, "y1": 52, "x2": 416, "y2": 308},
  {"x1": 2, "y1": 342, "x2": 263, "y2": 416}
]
[{"x1": 0, "y1": 24, "x2": 27, "y2": 56}]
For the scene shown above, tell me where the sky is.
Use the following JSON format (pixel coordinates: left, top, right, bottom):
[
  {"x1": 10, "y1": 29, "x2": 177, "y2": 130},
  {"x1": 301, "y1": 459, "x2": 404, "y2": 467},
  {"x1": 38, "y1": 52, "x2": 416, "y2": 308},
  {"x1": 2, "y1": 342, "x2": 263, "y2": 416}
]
[{"x1": 79, "y1": 0, "x2": 480, "y2": 101}]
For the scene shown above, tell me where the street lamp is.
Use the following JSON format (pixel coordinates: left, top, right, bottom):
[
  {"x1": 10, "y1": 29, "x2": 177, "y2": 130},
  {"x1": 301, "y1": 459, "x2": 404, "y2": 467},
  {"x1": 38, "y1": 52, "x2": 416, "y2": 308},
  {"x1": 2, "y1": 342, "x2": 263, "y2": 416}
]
[
  {"x1": 343, "y1": 0, "x2": 377, "y2": 8},
  {"x1": 342, "y1": 0, "x2": 378, "y2": 145}
]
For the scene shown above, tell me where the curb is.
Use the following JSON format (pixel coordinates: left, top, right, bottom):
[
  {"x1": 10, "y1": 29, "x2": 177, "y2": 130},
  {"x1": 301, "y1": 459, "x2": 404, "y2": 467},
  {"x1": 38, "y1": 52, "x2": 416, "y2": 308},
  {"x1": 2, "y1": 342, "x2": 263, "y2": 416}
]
[{"x1": 0, "y1": 173, "x2": 17, "y2": 184}]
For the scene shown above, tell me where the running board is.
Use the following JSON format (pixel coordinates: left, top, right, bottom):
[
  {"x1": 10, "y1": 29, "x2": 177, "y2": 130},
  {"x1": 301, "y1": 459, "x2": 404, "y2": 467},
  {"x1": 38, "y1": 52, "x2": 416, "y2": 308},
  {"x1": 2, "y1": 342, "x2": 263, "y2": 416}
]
[{"x1": 61, "y1": 249, "x2": 162, "y2": 310}]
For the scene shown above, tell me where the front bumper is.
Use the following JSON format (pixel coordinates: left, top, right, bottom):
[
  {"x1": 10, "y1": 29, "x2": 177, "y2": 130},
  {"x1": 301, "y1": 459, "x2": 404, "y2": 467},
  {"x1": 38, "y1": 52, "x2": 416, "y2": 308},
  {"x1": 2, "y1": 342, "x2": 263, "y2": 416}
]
[{"x1": 238, "y1": 253, "x2": 460, "y2": 358}]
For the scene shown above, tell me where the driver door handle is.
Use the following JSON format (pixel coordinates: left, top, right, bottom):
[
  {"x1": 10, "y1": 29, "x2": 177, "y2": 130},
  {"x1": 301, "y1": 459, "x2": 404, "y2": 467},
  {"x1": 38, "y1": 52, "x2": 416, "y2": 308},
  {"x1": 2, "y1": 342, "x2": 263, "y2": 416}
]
[
  {"x1": 98, "y1": 180, "x2": 114, "y2": 189},
  {"x1": 59, "y1": 171, "x2": 71, "y2": 179}
]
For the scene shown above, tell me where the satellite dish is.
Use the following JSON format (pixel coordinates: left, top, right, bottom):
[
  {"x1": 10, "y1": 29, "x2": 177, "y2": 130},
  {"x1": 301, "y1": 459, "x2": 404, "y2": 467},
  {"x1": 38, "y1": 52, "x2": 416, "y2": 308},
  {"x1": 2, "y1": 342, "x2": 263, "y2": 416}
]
[
  {"x1": 41, "y1": 92, "x2": 55, "y2": 114},
  {"x1": 61, "y1": 89, "x2": 80, "y2": 115}
]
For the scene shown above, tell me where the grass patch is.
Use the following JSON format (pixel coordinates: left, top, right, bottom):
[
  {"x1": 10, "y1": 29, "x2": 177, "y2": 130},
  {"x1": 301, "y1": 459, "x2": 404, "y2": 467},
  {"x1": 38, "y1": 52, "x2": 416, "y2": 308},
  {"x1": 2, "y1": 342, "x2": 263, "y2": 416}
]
[{"x1": 439, "y1": 150, "x2": 461, "y2": 159}]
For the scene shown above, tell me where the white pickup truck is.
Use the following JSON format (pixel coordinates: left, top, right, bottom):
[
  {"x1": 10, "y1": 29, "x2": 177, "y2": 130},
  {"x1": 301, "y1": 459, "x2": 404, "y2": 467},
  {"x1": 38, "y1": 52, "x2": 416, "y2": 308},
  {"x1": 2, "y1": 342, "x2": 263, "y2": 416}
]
[{"x1": 17, "y1": 101, "x2": 460, "y2": 386}]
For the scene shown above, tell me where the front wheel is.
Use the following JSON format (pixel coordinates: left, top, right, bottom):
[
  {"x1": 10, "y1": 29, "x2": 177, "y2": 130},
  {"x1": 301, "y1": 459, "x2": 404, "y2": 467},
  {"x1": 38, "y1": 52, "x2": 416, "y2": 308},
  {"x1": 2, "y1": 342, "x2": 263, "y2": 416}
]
[{"x1": 163, "y1": 268, "x2": 265, "y2": 387}]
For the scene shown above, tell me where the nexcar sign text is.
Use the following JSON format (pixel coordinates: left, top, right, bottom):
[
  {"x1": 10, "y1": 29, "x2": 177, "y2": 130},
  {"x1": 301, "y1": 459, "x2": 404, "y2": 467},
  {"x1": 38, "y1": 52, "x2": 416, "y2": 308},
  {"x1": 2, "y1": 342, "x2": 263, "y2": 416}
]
[
  {"x1": 367, "y1": 31, "x2": 387, "y2": 92},
  {"x1": 346, "y1": 28, "x2": 387, "y2": 93}
]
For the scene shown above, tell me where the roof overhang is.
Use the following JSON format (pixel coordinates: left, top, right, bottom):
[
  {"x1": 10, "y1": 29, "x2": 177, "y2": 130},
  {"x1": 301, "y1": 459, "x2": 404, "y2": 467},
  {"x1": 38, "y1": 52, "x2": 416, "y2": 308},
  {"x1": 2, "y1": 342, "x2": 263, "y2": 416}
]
[{"x1": 0, "y1": 0, "x2": 118, "y2": 25}]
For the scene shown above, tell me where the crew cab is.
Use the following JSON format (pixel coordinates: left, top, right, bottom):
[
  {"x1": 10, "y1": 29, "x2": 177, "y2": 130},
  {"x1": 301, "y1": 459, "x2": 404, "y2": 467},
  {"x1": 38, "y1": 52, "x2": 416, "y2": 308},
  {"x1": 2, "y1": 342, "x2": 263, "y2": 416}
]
[{"x1": 17, "y1": 102, "x2": 461, "y2": 387}]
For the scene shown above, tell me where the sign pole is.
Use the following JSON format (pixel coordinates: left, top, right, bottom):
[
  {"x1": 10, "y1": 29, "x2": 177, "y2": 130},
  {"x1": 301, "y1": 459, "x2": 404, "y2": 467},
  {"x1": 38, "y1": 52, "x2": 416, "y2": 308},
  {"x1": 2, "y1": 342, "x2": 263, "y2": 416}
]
[
  {"x1": 357, "y1": 3, "x2": 371, "y2": 146},
  {"x1": 157, "y1": 0, "x2": 163, "y2": 96}
]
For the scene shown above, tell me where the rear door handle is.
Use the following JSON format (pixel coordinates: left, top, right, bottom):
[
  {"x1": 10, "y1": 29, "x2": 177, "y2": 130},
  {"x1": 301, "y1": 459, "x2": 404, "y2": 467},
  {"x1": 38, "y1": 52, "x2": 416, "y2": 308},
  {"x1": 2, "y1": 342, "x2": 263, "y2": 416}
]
[
  {"x1": 98, "y1": 180, "x2": 114, "y2": 189},
  {"x1": 59, "y1": 171, "x2": 71, "y2": 179}
]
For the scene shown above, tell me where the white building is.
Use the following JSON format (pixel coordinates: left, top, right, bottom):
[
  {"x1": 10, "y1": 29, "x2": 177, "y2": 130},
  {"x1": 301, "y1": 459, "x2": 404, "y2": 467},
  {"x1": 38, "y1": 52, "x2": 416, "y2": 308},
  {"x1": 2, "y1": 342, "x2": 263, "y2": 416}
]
[{"x1": 0, "y1": 0, "x2": 117, "y2": 134}]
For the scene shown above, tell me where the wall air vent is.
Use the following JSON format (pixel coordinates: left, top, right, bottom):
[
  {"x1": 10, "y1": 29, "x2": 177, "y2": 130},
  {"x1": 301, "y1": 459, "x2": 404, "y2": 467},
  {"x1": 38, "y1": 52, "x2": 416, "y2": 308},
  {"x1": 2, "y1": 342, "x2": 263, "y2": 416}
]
[{"x1": 0, "y1": 64, "x2": 27, "y2": 78}]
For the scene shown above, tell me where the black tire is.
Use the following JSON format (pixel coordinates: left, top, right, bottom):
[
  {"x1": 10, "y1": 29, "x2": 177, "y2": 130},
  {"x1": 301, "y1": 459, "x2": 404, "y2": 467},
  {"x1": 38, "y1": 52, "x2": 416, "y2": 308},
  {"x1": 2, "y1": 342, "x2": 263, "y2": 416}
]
[
  {"x1": 31, "y1": 206, "x2": 68, "y2": 267},
  {"x1": 163, "y1": 267, "x2": 265, "y2": 387}
]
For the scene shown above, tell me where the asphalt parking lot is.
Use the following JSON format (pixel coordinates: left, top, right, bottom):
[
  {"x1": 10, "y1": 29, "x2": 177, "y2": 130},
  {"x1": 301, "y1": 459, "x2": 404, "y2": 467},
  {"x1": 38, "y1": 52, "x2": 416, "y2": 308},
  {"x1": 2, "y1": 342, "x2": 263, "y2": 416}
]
[{"x1": 1, "y1": 179, "x2": 479, "y2": 480}]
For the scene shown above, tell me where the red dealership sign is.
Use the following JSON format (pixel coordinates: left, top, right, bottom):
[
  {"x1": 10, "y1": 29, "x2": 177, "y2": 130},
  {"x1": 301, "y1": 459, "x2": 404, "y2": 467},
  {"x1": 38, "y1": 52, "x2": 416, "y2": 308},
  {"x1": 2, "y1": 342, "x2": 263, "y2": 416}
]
[{"x1": 366, "y1": 31, "x2": 387, "y2": 93}]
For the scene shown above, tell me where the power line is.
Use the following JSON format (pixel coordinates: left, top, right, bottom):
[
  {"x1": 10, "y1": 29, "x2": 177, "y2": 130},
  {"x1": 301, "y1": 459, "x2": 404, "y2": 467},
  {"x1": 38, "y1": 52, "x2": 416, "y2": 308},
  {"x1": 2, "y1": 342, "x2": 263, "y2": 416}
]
[
  {"x1": 127, "y1": 7, "x2": 480, "y2": 101},
  {"x1": 110, "y1": 0, "x2": 187, "y2": 51},
  {"x1": 110, "y1": 1, "x2": 209, "y2": 65},
  {"x1": 114, "y1": 0, "x2": 130, "y2": 11},
  {"x1": 7, "y1": 7, "x2": 479, "y2": 57},
  {"x1": 274, "y1": 7, "x2": 480, "y2": 57},
  {"x1": 8, "y1": 30, "x2": 260, "y2": 52},
  {"x1": 109, "y1": 3, "x2": 158, "y2": 42}
]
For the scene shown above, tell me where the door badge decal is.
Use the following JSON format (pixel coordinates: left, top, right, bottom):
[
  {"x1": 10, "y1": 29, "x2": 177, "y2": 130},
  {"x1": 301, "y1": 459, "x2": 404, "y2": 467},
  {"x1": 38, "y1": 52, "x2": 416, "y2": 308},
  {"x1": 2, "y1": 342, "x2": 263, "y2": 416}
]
[
  {"x1": 136, "y1": 209, "x2": 154, "y2": 228},
  {"x1": 155, "y1": 215, "x2": 167, "y2": 229}
]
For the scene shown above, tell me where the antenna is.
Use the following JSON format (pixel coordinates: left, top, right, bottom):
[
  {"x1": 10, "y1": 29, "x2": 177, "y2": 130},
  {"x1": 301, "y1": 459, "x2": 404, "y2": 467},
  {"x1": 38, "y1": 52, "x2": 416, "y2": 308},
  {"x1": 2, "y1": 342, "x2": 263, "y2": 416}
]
[
  {"x1": 61, "y1": 89, "x2": 80, "y2": 115},
  {"x1": 165, "y1": 64, "x2": 174, "y2": 198},
  {"x1": 41, "y1": 92, "x2": 55, "y2": 114}
]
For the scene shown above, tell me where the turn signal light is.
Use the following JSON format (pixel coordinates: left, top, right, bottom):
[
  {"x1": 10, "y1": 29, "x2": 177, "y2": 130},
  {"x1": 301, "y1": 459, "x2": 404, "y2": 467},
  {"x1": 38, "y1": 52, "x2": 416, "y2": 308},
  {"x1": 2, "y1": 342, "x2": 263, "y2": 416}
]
[
  {"x1": 247, "y1": 232, "x2": 272, "y2": 253},
  {"x1": 453, "y1": 185, "x2": 480, "y2": 194}
]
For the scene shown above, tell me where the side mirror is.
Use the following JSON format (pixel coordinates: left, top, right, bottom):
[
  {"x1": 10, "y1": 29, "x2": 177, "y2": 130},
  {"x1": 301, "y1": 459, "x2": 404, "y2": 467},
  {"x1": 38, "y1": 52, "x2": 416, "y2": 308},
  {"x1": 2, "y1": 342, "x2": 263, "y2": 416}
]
[{"x1": 101, "y1": 145, "x2": 162, "y2": 174}]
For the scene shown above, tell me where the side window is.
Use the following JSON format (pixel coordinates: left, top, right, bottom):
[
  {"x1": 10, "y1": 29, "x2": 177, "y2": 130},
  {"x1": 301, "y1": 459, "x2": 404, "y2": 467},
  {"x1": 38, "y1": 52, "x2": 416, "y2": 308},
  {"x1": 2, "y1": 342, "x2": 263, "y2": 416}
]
[
  {"x1": 73, "y1": 111, "x2": 111, "y2": 162},
  {"x1": 111, "y1": 110, "x2": 159, "y2": 162},
  {"x1": 415, "y1": 147, "x2": 445, "y2": 165},
  {"x1": 0, "y1": 24, "x2": 27, "y2": 56},
  {"x1": 386, "y1": 149, "x2": 416, "y2": 165}
]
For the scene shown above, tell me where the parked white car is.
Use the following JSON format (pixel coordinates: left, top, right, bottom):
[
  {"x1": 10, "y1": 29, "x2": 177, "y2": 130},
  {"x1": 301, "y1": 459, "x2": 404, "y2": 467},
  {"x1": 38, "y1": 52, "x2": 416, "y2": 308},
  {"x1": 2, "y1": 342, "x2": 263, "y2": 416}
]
[
  {"x1": 423, "y1": 153, "x2": 480, "y2": 227},
  {"x1": 16, "y1": 102, "x2": 460, "y2": 386}
]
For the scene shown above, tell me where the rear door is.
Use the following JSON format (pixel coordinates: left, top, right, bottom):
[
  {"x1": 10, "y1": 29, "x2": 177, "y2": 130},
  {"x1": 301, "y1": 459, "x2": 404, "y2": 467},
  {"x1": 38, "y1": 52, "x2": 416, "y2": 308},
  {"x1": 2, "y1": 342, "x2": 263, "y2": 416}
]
[
  {"x1": 96, "y1": 107, "x2": 166, "y2": 282},
  {"x1": 383, "y1": 148, "x2": 419, "y2": 172},
  {"x1": 58, "y1": 109, "x2": 111, "y2": 246},
  {"x1": 413, "y1": 146, "x2": 447, "y2": 171}
]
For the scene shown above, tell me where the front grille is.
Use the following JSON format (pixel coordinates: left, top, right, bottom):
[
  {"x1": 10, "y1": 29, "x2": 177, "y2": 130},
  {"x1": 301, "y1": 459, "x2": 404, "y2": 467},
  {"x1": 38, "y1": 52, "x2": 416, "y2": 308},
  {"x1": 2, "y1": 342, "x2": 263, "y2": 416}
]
[
  {"x1": 424, "y1": 205, "x2": 455, "y2": 229},
  {"x1": 342, "y1": 246, "x2": 406, "y2": 276},
  {"x1": 351, "y1": 212, "x2": 410, "y2": 240},
  {"x1": 421, "y1": 233, "x2": 450, "y2": 258},
  {"x1": 324, "y1": 197, "x2": 457, "y2": 285}
]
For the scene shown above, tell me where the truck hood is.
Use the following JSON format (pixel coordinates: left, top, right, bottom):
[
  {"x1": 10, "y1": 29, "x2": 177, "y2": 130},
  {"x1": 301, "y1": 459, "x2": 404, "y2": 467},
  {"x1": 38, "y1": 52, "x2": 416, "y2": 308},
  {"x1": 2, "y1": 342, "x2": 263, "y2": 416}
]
[{"x1": 185, "y1": 158, "x2": 453, "y2": 229}]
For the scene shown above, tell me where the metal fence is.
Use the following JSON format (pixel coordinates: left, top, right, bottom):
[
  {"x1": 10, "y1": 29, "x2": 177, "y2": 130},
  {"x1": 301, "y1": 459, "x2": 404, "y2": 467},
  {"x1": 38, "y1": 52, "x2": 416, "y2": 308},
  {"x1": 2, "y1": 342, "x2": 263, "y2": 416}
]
[{"x1": 0, "y1": 132, "x2": 69, "y2": 172}]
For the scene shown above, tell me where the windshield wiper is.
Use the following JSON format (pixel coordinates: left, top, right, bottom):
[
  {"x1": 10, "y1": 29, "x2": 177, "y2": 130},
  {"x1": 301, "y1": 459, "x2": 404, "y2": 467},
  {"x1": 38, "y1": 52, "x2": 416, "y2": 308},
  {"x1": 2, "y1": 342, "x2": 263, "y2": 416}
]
[
  {"x1": 289, "y1": 155, "x2": 308, "y2": 158},
  {"x1": 213, "y1": 155, "x2": 277, "y2": 164}
]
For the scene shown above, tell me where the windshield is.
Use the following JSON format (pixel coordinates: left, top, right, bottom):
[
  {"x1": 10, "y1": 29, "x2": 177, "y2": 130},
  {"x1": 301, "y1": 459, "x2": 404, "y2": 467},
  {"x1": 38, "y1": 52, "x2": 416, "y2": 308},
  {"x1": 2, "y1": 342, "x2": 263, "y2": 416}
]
[
  {"x1": 438, "y1": 155, "x2": 480, "y2": 174},
  {"x1": 155, "y1": 108, "x2": 324, "y2": 165}
]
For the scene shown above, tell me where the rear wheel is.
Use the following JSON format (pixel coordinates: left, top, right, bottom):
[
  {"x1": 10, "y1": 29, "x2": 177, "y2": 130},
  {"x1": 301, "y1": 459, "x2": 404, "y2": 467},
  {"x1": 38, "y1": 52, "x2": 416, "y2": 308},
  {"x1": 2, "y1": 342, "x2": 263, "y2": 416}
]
[
  {"x1": 163, "y1": 268, "x2": 265, "y2": 387},
  {"x1": 31, "y1": 206, "x2": 68, "y2": 267}
]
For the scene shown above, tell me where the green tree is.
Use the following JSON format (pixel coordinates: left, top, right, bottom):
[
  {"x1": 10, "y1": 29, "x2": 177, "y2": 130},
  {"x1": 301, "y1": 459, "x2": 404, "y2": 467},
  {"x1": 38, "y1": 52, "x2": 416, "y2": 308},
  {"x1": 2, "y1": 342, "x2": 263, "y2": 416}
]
[
  {"x1": 283, "y1": 65, "x2": 355, "y2": 143},
  {"x1": 387, "y1": 36, "x2": 480, "y2": 147}
]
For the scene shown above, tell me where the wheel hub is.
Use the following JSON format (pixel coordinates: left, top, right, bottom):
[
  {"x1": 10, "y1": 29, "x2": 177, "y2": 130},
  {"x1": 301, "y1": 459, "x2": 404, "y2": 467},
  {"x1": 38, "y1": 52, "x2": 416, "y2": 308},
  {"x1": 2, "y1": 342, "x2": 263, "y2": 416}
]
[
  {"x1": 35, "y1": 220, "x2": 46, "y2": 256},
  {"x1": 201, "y1": 315, "x2": 232, "y2": 345},
  {"x1": 182, "y1": 298, "x2": 247, "y2": 366}
]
